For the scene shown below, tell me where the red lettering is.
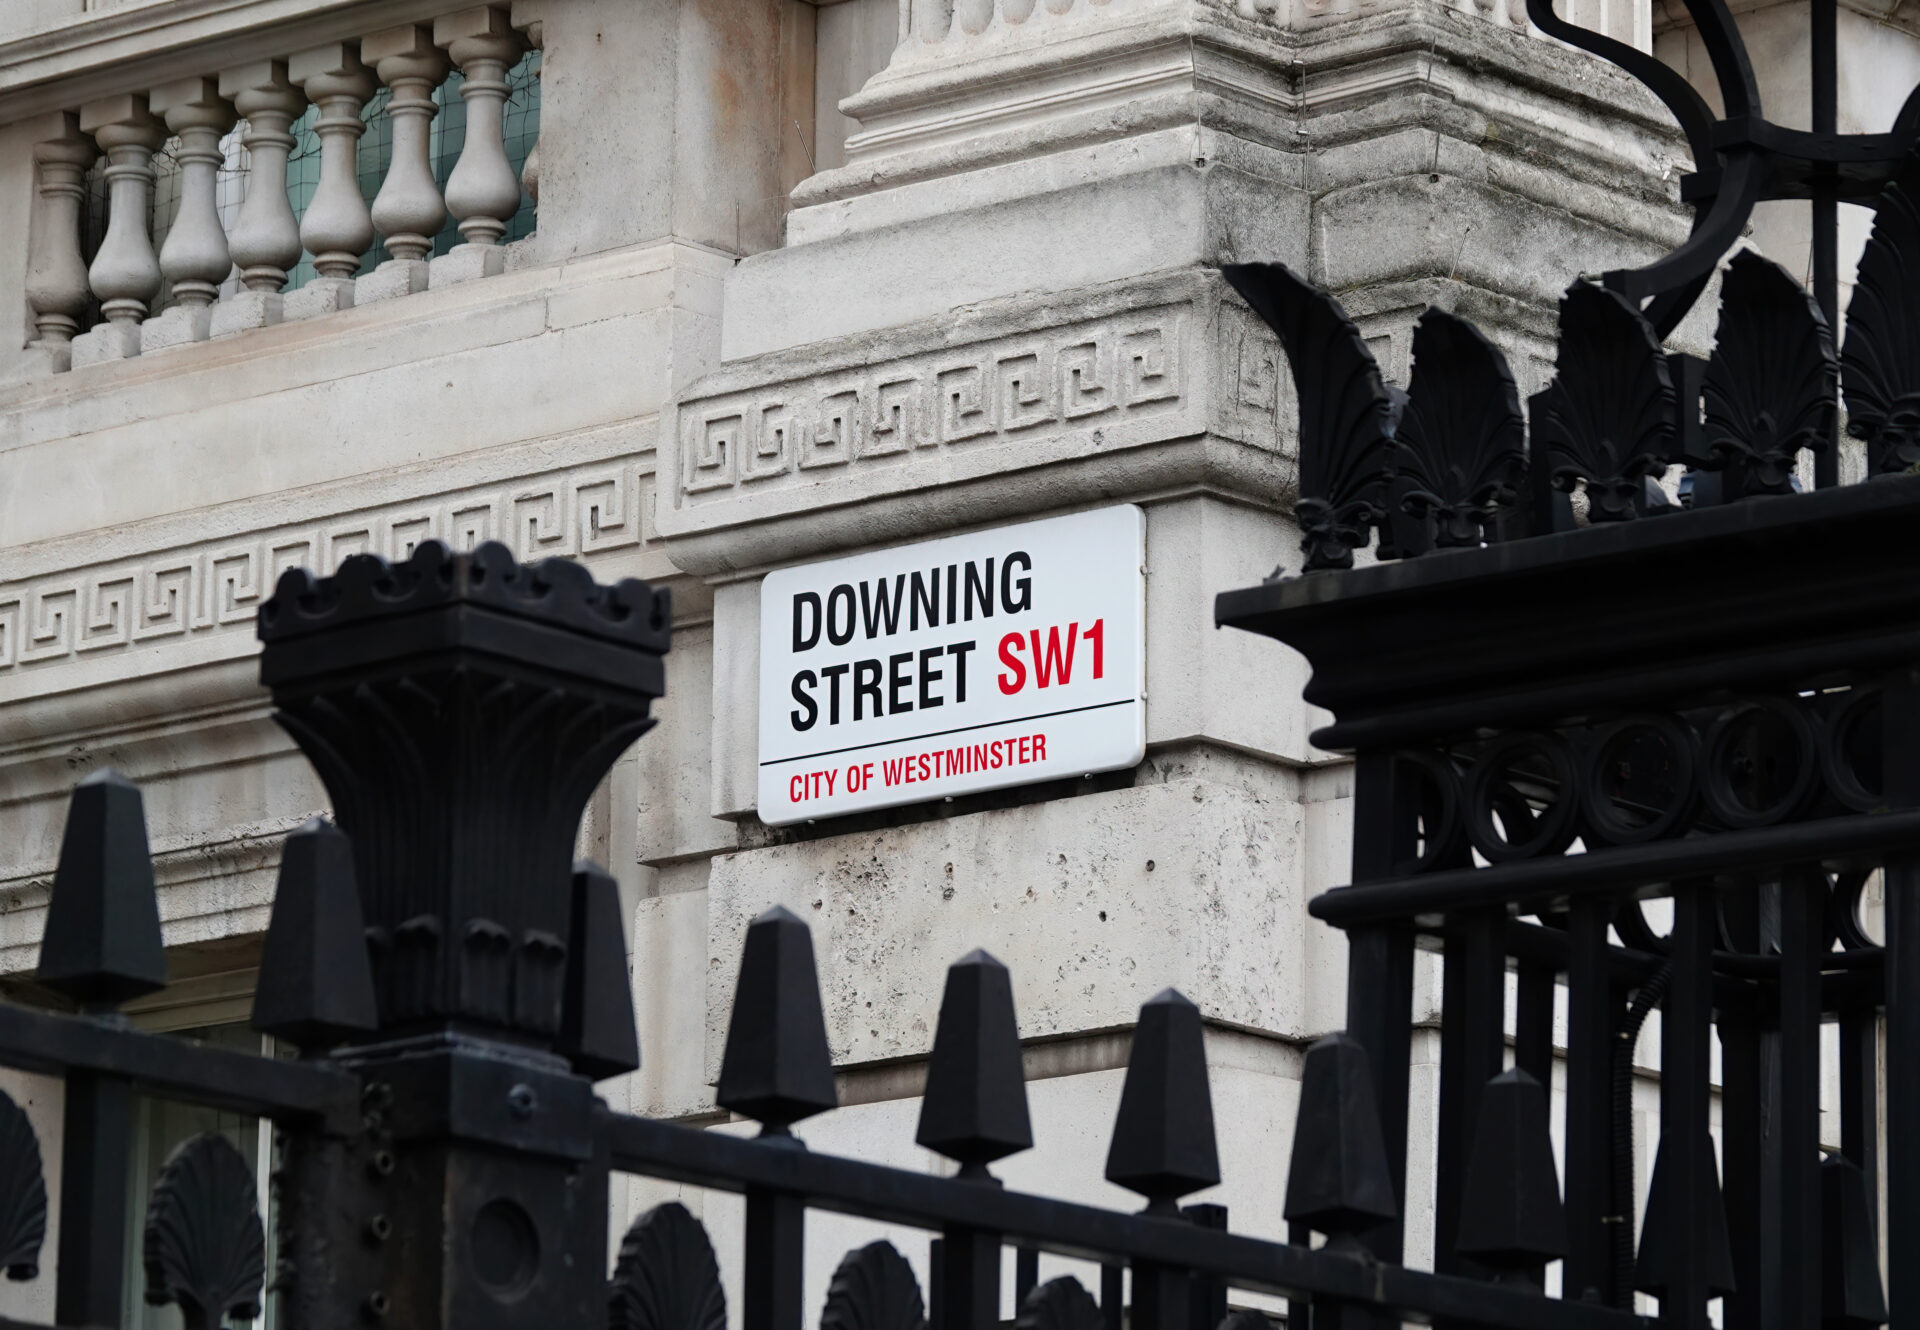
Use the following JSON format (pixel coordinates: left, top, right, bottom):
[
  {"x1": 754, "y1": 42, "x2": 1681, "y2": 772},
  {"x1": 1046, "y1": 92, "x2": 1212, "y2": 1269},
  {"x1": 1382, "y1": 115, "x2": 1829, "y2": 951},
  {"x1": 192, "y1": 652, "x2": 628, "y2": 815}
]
[
  {"x1": 883, "y1": 757, "x2": 904, "y2": 785},
  {"x1": 823, "y1": 768, "x2": 836, "y2": 796},
  {"x1": 1018, "y1": 736, "x2": 1032, "y2": 763},
  {"x1": 790, "y1": 774, "x2": 804, "y2": 802},
  {"x1": 998, "y1": 633, "x2": 1026, "y2": 694},
  {"x1": 1035, "y1": 733, "x2": 1047, "y2": 761},
  {"x1": 1029, "y1": 623, "x2": 1078, "y2": 688},
  {"x1": 1086, "y1": 618, "x2": 1104, "y2": 679}
]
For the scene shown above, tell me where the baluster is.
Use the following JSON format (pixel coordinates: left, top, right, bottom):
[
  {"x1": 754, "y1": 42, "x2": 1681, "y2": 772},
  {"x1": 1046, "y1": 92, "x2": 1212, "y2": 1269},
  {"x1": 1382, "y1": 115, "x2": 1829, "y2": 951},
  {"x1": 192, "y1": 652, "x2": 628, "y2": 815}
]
[
  {"x1": 37, "y1": 771, "x2": 167, "y2": 1330},
  {"x1": 23, "y1": 112, "x2": 98, "y2": 370},
  {"x1": 209, "y1": 61, "x2": 306, "y2": 338},
  {"x1": 716, "y1": 906, "x2": 837, "y2": 1330},
  {"x1": 71, "y1": 95, "x2": 164, "y2": 367},
  {"x1": 142, "y1": 77, "x2": 236, "y2": 352},
  {"x1": 359, "y1": 24, "x2": 450, "y2": 303},
  {"x1": 514, "y1": 16, "x2": 543, "y2": 209},
  {"x1": 1285, "y1": 1032, "x2": 1397, "y2": 1329},
  {"x1": 286, "y1": 42, "x2": 377, "y2": 319},
  {"x1": 431, "y1": 6, "x2": 526, "y2": 285},
  {"x1": 1454, "y1": 1068, "x2": 1566, "y2": 1286}
]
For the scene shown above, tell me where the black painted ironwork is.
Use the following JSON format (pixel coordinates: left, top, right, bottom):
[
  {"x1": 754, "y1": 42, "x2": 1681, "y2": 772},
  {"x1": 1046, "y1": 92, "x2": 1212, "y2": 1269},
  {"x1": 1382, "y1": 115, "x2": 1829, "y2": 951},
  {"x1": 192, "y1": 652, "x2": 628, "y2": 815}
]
[
  {"x1": 1211, "y1": 90, "x2": 1920, "y2": 1326},
  {"x1": 0, "y1": 532, "x2": 1674, "y2": 1330}
]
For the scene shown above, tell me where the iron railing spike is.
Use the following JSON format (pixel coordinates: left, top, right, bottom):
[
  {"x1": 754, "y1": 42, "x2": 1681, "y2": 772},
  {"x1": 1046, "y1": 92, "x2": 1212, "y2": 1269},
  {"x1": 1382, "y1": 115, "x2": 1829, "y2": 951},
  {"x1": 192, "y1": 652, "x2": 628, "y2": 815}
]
[
  {"x1": 1283, "y1": 1032, "x2": 1397, "y2": 1247},
  {"x1": 716, "y1": 905, "x2": 837, "y2": 1135},
  {"x1": 916, "y1": 948, "x2": 1032, "y2": 1176},
  {"x1": 1104, "y1": 988, "x2": 1219, "y2": 1212},
  {"x1": 1820, "y1": 1155, "x2": 1888, "y2": 1328},
  {"x1": 558, "y1": 861, "x2": 641, "y2": 1081},
  {"x1": 251, "y1": 818, "x2": 378, "y2": 1051},
  {"x1": 1455, "y1": 1067, "x2": 1568, "y2": 1278},
  {"x1": 37, "y1": 768, "x2": 166, "y2": 1010}
]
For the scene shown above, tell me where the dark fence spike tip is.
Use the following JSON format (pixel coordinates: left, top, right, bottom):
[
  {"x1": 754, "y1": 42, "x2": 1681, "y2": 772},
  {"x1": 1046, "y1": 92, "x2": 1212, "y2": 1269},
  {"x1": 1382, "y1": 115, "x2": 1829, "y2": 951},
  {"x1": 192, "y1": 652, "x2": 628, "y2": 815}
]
[
  {"x1": 1633, "y1": 1128, "x2": 1735, "y2": 1297},
  {"x1": 916, "y1": 948, "x2": 1032, "y2": 1173},
  {"x1": 37, "y1": 769, "x2": 166, "y2": 1009},
  {"x1": 1821, "y1": 1156, "x2": 1887, "y2": 1328},
  {"x1": 251, "y1": 819, "x2": 378, "y2": 1050},
  {"x1": 1282, "y1": 1032, "x2": 1397, "y2": 1242},
  {"x1": 1104, "y1": 988, "x2": 1219, "y2": 1209},
  {"x1": 1455, "y1": 1067, "x2": 1567, "y2": 1271},
  {"x1": 558, "y1": 861, "x2": 640, "y2": 1081},
  {"x1": 716, "y1": 904, "x2": 837, "y2": 1134}
]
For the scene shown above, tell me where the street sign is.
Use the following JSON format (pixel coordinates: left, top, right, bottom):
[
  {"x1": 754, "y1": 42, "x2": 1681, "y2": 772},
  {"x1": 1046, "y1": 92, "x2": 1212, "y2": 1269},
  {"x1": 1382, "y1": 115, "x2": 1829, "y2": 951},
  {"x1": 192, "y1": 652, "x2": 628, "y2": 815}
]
[{"x1": 757, "y1": 505, "x2": 1146, "y2": 824}]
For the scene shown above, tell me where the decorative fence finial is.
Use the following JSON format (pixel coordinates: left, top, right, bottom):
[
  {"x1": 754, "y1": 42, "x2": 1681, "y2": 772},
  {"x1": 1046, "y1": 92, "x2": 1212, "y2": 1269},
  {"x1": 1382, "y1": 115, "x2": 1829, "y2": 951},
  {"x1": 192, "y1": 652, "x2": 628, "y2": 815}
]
[
  {"x1": 257, "y1": 539, "x2": 669, "y2": 1043},
  {"x1": 559, "y1": 862, "x2": 642, "y2": 1081},
  {"x1": 716, "y1": 905, "x2": 838, "y2": 1136},
  {"x1": 1842, "y1": 179, "x2": 1920, "y2": 478},
  {"x1": 1221, "y1": 263, "x2": 1399, "y2": 572},
  {"x1": 1104, "y1": 989, "x2": 1219, "y2": 1212},
  {"x1": 1283, "y1": 1032, "x2": 1396, "y2": 1252},
  {"x1": 915, "y1": 949, "x2": 1032, "y2": 1179},
  {"x1": 37, "y1": 769, "x2": 167, "y2": 1010},
  {"x1": 250, "y1": 818, "x2": 378, "y2": 1051},
  {"x1": 1698, "y1": 250, "x2": 1835, "y2": 497},
  {"x1": 1454, "y1": 1068, "x2": 1566, "y2": 1280}
]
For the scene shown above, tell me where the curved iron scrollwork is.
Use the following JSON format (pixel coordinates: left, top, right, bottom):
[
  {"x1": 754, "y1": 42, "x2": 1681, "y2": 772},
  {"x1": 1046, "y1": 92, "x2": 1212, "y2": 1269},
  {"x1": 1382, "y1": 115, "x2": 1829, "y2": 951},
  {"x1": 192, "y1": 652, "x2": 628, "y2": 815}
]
[
  {"x1": 0, "y1": 1090, "x2": 46, "y2": 1281},
  {"x1": 819, "y1": 1241, "x2": 928, "y2": 1330},
  {"x1": 608, "y1": 1201, "x2": 728, "y2": 1330},
  {"x1": 143, "y1": 1132, "x2": 267, "y2": 1330},
  {"x1": 1383, "y1": 684, "x2": 1887, "y2": 867}
]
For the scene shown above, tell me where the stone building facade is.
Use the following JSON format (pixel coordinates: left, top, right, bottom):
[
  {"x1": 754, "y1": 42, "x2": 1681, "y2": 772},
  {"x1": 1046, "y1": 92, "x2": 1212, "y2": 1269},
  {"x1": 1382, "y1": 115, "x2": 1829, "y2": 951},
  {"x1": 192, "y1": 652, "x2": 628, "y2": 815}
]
[{"x1": 0, "y1": 0, "x2": 1907, "y2": 1322}]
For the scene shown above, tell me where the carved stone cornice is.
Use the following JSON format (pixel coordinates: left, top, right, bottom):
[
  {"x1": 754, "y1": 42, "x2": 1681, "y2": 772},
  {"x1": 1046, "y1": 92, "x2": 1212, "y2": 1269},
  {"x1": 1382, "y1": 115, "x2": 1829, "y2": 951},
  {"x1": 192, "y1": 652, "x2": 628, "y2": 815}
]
[
  {"x1": 0, "y1": 0, "x2": 451, "y2": 124},
  {"x1": 659, "y1": 270, "x2": 1293, "y2": 575}
]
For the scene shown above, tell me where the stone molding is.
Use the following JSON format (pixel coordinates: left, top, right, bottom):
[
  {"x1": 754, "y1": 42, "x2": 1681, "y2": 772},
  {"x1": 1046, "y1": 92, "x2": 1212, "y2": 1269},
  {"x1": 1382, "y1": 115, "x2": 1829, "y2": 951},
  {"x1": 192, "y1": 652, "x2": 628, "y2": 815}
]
[
  {"x1": 659, "y1": 271, "x2": 1294, "y2": 574},
  {"x1": 0, "y1": 446, "x2": 662, "y2": 708},
  {"x1": 0, "y1": 0, "x2": 457, "y2": 123},
  {"x1": 797, "y1": 0, "x2": 1665, "y2": 210}
]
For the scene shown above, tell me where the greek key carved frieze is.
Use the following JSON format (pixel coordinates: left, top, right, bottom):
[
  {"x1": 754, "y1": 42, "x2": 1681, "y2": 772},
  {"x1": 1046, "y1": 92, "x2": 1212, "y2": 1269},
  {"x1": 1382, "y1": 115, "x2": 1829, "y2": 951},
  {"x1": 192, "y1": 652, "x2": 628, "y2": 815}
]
[
  {"x1": 0, "y1": 460, "x2": 656, "y2": 676},
  {"x1": 677, "y1": 314, "x2": 1186, "y2": 499}
]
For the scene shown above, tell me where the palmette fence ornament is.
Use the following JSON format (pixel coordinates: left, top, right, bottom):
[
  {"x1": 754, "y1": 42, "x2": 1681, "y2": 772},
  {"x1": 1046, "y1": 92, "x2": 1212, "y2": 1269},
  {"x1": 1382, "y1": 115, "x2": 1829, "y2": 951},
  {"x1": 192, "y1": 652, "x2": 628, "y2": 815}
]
[
  {"x1": 142, "y1": 1133, "x2": 268, "y2": 1330},
  {"x1": 1229, "y1": 160, "x2": 1920, "y2": 573}
]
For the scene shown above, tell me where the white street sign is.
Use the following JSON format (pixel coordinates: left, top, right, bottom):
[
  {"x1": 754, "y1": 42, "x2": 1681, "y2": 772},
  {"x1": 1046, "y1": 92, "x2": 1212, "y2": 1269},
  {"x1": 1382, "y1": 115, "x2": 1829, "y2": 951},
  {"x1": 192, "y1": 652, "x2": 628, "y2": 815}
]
[{"x1": 757, "y1": 505, "x2": 1146, "y2": 825}]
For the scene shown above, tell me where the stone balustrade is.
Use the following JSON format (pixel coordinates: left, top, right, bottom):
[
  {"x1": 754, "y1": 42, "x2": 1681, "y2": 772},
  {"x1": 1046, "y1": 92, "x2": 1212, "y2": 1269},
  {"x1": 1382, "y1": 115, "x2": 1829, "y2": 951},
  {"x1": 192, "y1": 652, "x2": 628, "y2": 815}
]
[{"x1": 16, "y1": 4, "x2": 540, "y2": 372}]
